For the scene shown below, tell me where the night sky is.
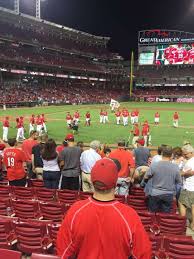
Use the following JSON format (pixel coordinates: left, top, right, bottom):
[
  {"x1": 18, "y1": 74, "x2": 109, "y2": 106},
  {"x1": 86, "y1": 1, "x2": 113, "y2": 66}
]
[{"x1": 1, "y1": 0, "x2": 194, "y2": 59}]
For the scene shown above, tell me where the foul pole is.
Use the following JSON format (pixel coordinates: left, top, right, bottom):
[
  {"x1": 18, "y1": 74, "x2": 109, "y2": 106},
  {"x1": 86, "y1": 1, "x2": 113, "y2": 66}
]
[{"x1": 129, "y1": 51, "x2": 134, "y2": 98}]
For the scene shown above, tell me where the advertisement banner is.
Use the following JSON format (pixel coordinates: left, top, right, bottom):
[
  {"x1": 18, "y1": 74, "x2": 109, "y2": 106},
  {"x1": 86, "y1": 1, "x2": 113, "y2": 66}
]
[{"x1": 177, "y1": 98, "x2": 194, "y2": 103}]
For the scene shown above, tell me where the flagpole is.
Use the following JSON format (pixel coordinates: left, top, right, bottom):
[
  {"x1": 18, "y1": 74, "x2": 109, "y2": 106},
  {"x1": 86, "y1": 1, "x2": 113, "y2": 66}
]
[{"x1": 130, "y1": 51, "x2": 134, "y2": 98}]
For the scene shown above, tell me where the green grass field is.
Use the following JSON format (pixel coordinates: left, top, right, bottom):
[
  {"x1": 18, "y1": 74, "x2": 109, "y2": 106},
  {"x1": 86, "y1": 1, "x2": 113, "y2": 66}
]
[{"x1": 1, "y1": 102, "x2": 194, "y2": 147}]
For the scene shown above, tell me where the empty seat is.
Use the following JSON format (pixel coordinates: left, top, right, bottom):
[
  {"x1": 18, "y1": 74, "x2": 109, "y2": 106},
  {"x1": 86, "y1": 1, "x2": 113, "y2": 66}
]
[
  {"x1": 57, "y1": 190, "x2": 78, "y2": 205},
  {"x1": 31, "y1": 253, "x2": 60, "y2": 259},
  {"x1": 79, "y1": 191, "x2": 93, "y2": 200},
  {"x1": 0, "y1": 198, "x2": 14, "y2": 216},
  {"x1": 162, "y1": 235, "x2": 194, "y2": 259},
  {"x1": 12, "y1": 199, "x2": 41, "y2": 219},
  {"x1": 48, "y1": 223, "x2": 61, "y2": 249},
  {"x1": 0, "y1": 185, "x2": 11, "y2": 198},
  {"x1": 14, "y1": 220, "x2": 53, "y2": 254},
  {"x1": 130, "y1": 186, "x2": 145, "y2": 199},
  {"x1": 115, "y1": 195, "x2": 126, "y2": 204},
  {"x1": 12, "y1": 186, "x2": 35, "y2": 200},
  {"x1": 137, "y1": 211, "x2": 156, "y2": 232},
  {"x1": 127, "y1": 196, "x2": 147, "y2": 211},
  {"x1": 39, "y1": 202, "x2": 67, "y2": 223},
  {"x1": 148, "y1": 233, "x2": 162, "y2": 254},
  {"x1": 0, "y1": 248, "x2": 21, "y2": 259},
  {"x1": 34, "y1": 188, "x2": 56, "y2": 202},
  {"x1": 0, "y1": 218, "x2": 17, "y2": 249},
  {"x1": 28, "y1": 179, "x2": 44, "y2": 188},
  {"x1": 156, "y1": 213, "x2": 186, "y2": 235}
]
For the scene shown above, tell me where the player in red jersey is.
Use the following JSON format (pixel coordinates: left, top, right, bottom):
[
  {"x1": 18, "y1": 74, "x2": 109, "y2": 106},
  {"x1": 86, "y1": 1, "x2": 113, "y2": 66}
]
[
  {"x1": 122, "y1": 108, "x2": 129, "y2": 126},
  {"x1": 134, "y1": 109, "x2": 139, "y2": 123},
  {"x1": 173, "y1": 112, "x2": 179, "y2": 128},
  {"x1": 173, "y1": 44, "x2": 188, "y2": 64},
  {"x1": 85, "y1": 111, "x2": 91, "y2": 126},
  {"x1": 130, "y1": 110, "x2": 136, "y2": 125},
  {"x1": 16, "y1": 117, "x2": 25, "y2": 141},
  {"x1": 154, "y1": 112, "x2": 160, "y2": 125},
  {"x1": 99, "y1": 109, "x2": 104, "y2": 124},
  {"x1": 36, "y1": 114, "x2": 43, "y2": 135},
  {"x1": 41, "y1": 114, "x2": 47, "y2": 133},
  {"x1": 142, "y1": 121, "x2": 150, "y2": 147},
  {"x1": 29, "y1": 114, "x2": 35, "y2": 134},
  {"x1": 164, "y1": 45, "x2": 178, "y2": 64},
  {"x1": 73, "y1": 111, "x2": 80, "y2": 124},
  {"x1": 3, "y1": 138, "x2": 27, "y2": 186},
  {"x1": 131, "y1": 123, "x2": 140, "y2": 147},
  {"x1": 2, "y1": 116, "x2": 9, "y2": 142},
  {"x1": 115, "y1": 109, "x2": 121, "y2": 125},
  {"x1": 103, "y1": 110, "x2": 109, "y2": 124},
  {"x1": 188, "y1": 45, "x2": 194, "y2": 64},
  {"x1": 66, "y1": 112, "x2": 72, "y2": 128}
]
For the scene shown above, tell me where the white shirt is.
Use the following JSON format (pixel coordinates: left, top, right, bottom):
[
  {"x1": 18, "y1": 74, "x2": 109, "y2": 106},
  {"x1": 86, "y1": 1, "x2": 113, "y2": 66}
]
[
  {"x1": 80, "y1": 148, "x2": 101, "y2": 174},
  {"x1": 183, "y1": 156, "x2": 194, "y2": 191},
  {"x1": 42, "y1": 157, "x2": 60, "y2": 172}
]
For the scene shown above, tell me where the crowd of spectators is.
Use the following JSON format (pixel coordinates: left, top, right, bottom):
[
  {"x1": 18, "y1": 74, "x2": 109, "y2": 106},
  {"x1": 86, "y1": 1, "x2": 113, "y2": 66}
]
[
  {"x1": 1, "y1": 132, "x2": 194, "y2": 257},
  {"x1": 0, "y1": 80, "x2": 126, "y2": 104}
]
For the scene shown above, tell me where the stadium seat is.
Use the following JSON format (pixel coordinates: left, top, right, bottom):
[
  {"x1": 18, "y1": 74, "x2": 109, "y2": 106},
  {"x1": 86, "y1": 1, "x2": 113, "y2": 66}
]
[
  {"x1": 31, "y1": 253, "x2": 60, "y2": 259},
  {"x1": 12, "y1": 186, "x2": 35, "y2": 200},
  {"x1": 0, "y1": 198, "x2": 14, "y2": 216},
  {"x1": 0, "y1": 218, "x2": 17, "y2": 249},
  {"x1": 48, "y1": 223, "x2": 61, "y2": 249},
  {"x1": 79, "y1": 191, "x2": 93, "y2": 200},
  {"x1": 0, "y1": 248, "x2": 22, "y2": 259},
  {"x1": 0, "y1": 185, "x2": 11, "y2": 198},
  {"x1": 34, "y1": 188, "x2": 56, "y2": 202},
  {"x1": 127, "y1": 196, "x2": 147, "y2": 211},
  {"x1": 137, "y1": 211, "x2": 156, "y2": 232},
  {"x1": 39, "y1": 202, "x2": 67, "y2": 223},
  {"x1": 28, "y1": 179, "x2": 45, "y2": 188},
  {"x1": 0, "y1": 180, "x2": 9, "y2": 186},
  {"x1": 156, "y1": 213, "x2": 186, "y2": 235},
  {"x1": 12, "y1": 199, "x2": 42, "y2": 219},
  {"x1": 57, "y1": 189, "x2": 78, "y2": 205},
  {"x1": 115, "y1": 194, "x2": 126, "y2": 203},
  {"x1": 157, "y1": 235, "x2": 194, "y2": 259},
  {"x1": 130, "y1": 186, "x2": 145, "y2": 199},
  {"x1": 148, "y1": 233, "x2": 163, "y2": 254},
  {"x1": 13, "y1": 220, "x2": 53, "y2": 254}
]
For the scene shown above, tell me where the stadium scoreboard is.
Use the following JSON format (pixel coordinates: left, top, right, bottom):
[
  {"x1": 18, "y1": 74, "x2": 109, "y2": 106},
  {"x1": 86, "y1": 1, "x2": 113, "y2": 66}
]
[{"x1": 138, "y1": 30, "x2": 194, "y2": 65}]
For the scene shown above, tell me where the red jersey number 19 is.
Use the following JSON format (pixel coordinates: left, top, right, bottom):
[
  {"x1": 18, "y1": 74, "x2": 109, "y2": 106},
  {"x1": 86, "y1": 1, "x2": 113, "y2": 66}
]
[{"x1": 8, "y1": 157, "x2": 15, "y2": 167}]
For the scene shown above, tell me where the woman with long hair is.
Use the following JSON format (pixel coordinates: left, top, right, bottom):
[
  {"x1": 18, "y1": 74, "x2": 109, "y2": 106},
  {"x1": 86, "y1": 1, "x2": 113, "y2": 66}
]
[{"x1": 41, "y1": 139, "x2": 61, "y2": 189}]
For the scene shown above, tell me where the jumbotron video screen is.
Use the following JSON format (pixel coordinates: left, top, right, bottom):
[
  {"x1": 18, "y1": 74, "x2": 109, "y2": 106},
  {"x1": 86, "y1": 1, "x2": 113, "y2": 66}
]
[{"x1": 139, "y1": 44, "x2": 194, "y2": 65}]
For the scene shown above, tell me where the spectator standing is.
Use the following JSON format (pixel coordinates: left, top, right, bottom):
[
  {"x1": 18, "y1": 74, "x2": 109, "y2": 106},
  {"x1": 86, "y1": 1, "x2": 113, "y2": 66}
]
[
  {"x1": 133, "y1": 138, "x2": 151, "y2": 183},
  {"x1": 22, "y1": 130, "x2": 38, "y2": 178},
  {"x1": 57, "y1": 158, "x2": 151, "y2": 259},
  {"x1": 144, "y1": 146, "x2": 181, "y2": 213},
  {"x1": 32, "y1": 134, "x2": 48, "y2": 179},
  {"x1": 60, "y1": 134, "x2": 81, "y2": 190},
  {"x1": 80, "y1": 140, "x2": 101, "y2": 192},
  {"x1": 179, "y1": 144, "x2": 194, "y2": 230},
  {"x1": 41, "y1": 139, "x2": 61, "y2": 189},
  {"x1": 109, "y1": 139, "x2": 135, "y2": 195},
  {"x1": 3, "y1": 138, "x2": 27, "y2": 186},
  {"x1": 2, "y1": 116, "x2": 9, "y2": 142}
]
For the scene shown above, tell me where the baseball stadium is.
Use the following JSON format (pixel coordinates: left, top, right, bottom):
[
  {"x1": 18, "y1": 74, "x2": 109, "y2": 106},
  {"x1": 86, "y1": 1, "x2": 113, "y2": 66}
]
[{"x1": 0, "y1": 1, "x2": 194, "y2": 259}]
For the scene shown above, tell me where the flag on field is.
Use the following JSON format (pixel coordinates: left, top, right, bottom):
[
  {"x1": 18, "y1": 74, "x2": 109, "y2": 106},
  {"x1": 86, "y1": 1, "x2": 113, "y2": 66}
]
[{"x1": 110, "y1": 99, "x2": 120, "y2": 111}]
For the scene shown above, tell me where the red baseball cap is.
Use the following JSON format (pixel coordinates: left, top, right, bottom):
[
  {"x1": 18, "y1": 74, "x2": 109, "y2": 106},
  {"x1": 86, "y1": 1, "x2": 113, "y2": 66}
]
[
  {"x1": 91, "y1": 158, "x2": 119, "y2": 190},
  {"x1": 136, "y1": 138, "x2": 145, "y2": 146},
  {"x1": 65, "y1": 133, "x2": 74, "y2": 141}
]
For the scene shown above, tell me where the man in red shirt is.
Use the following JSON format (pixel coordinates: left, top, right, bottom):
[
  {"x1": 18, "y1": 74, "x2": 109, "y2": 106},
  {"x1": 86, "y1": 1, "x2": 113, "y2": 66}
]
[
  {"x1": 22, "y1": 130, "x2": 39, "y2": 178},
  {"x1": 103, "y1": 110, "x2": 109, "y2": 124},
  {"x1": 109, "y1": 139, "x2": 135, "y2": 195},
  {"x1": 115, "y1": 109, "x2": 121, "y2": 125},
  {"x1": 142, "y1": 121, "x2": 150, "y2": 147},
  {"x1": 66, "y1": 112, "x2": 72, "y2": 128},
  {"x1": 57, "y1": 158, "x2": 151, "y2": 259},
  {"x1": 85, "y1": 111, "x2": 91, "y2": 126},
  {"x1": 173, "y1": 112, "x2": 179, "y2": 128},
  {"x1": 41, "y1": 114, "x2": 47, "y2": 133},
  {"x1": 2, "y1": 116, "x2": 9, "y2": 142},
  {"x1": 29, "y1": 114, "x2": 35, "y2": 134},
  {"x1": 36, "y1": 114, "x2": 43, "y2": 135},
  {"x1": 131, "y1": 123, "x2": 140, "y2": 147},
  {"x1": 154, "y1": 112, "x2": 160, "y2": 125},
  {"x1": 122, "y1": 109, "x2": 129, "y2": 126},
  {"x1": 99, "y1": 109, "x2": 104, "y2": 124},
  {"x1": 73, "y1": 111, "x2": 80, "y2": 124},
  {"x1": 16, "y1": 117, "x2": 24, "y2": 141},
  {"x1": 3, "y1": 138, "x2": 27, "y2": 186},
  {"x1": 134, "y1": 109, "x2": 139, "y2": 123},
  {"x1": 130, "y1": 110, "x2": 136, "y2": 125}
]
